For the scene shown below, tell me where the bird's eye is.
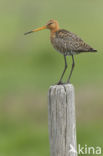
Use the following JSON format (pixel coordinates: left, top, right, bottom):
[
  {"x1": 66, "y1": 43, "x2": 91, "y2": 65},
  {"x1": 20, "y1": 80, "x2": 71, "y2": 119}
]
[{"x1": 48, "y1": 22, "x2": 53, "y2": 25}]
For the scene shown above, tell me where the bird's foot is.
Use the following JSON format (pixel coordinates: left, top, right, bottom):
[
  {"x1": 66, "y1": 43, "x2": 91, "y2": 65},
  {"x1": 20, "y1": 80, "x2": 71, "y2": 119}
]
[
  {"x1": 56, "y1": 81, "x2": 64, "y2": 85},
  {"x1": 56, "y1": 80, "x2": 71, "y2": 85},
  {"x1": 66, "y1": 80, "x2": 70, "y2": 84}
]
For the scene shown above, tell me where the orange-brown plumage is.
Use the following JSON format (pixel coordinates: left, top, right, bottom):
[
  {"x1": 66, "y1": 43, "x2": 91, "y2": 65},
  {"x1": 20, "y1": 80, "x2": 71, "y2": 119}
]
[{"x1": 24, "y1": 19, "x2": 97, "y2": 84}]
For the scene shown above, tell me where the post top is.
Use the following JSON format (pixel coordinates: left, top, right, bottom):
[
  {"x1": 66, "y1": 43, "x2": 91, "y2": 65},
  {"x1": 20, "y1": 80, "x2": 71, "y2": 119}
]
[{"x1": 49, "y1": 83, "x2": 74, "y2": 90}]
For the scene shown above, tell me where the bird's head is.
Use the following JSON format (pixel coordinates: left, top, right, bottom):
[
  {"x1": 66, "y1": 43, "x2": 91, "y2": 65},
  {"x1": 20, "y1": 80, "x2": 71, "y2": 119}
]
[
  {"x1": 24, "y1": 19, "x2": 59, "y2": 35},
  {"x1": 46, "y1": 20, "x2": 59, "y2": 32}
]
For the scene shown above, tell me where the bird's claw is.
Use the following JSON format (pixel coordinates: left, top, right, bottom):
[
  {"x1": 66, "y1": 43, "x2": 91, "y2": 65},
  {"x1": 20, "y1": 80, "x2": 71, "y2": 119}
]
[
  {"x1": 67, "y1": 80, "x2": 70, "y2": 84},
  {"x1": 56, "y1": 81, "x2": 64, "y2": 85},
  {"x1": 57, "y1": 81, "x2": 63, "y2": 85},
  {"x1": 56, "y1": 81, "x2": 71, "y2": 85}
]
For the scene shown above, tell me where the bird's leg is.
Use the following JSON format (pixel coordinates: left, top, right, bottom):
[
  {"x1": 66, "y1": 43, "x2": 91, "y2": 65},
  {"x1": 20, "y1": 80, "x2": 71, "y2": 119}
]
[
  {"x1": 67, "y1": 55, "x2": 75, "y2": 83},
  {"x1": 57, "y1": 55, "x2": 67, "y2": 85}
]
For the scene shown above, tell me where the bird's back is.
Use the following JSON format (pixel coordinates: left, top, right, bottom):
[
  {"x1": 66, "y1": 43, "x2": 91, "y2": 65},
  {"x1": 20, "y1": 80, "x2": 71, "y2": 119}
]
[{"x1": 50, "y1": 29, "x2": 97, "y2": 55}]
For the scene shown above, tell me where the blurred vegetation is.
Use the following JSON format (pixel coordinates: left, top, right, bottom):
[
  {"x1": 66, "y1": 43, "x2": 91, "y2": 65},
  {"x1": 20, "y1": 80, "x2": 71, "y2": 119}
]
[{"x1": 0, "y1": 0, "x2": 103, "y2": 155}]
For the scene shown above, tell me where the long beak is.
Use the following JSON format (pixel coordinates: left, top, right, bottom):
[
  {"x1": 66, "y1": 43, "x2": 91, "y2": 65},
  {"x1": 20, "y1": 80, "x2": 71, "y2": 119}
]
[{"x1": 24, "y1": 25, "x2": 47, "y2": 35}]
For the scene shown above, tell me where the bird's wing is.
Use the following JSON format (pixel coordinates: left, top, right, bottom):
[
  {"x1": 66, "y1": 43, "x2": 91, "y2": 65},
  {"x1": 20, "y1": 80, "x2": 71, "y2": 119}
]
[{"x1": 55, "y1": 29, "x2": 96, "y2": 53}]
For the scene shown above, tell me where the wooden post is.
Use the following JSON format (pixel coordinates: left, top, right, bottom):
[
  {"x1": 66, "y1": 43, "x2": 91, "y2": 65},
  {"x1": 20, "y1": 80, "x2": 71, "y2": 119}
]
[{"x1": 48, "y1": 84, "x2": 77, "y2": 156}]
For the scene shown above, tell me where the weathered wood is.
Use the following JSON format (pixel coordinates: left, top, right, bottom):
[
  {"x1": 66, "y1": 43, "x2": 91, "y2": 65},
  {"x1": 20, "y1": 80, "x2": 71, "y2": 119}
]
[{"x1": 48, "y1": 84, "x2": 77, "y2": 156}]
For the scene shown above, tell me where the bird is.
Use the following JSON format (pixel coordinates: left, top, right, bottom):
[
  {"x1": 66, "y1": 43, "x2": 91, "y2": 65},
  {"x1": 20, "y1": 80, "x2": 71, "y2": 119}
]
[{"x1": 24, "y1": 19, "x2": 97, "y2": 85}]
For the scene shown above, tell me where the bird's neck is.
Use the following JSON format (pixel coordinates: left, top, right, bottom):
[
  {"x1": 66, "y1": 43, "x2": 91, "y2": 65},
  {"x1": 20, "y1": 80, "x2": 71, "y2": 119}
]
[
  {"x1": 50, "y1": 30, "x2": 60, "y2": 39},
  {"x1": 50, "y1": 25, "x2": 60, "y2": 33}
]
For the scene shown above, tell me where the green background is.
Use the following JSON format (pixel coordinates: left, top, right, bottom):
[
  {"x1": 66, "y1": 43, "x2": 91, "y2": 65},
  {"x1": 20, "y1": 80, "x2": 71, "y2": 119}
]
[{"x1": 0, "y1": 0, "x2": 103, "y2": 155}]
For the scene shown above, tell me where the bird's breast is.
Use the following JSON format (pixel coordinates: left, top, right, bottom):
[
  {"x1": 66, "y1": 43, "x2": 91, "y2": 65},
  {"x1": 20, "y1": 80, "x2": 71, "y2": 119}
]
[{"x1": 50, "y1": 32, "x2": 67, "y2": 55}]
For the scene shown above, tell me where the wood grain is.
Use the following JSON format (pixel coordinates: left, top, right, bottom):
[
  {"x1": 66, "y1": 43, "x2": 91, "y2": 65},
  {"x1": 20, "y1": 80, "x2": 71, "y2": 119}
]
[{"x1": 48, "y1": 84, "x2": 77, "y2": 156}]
